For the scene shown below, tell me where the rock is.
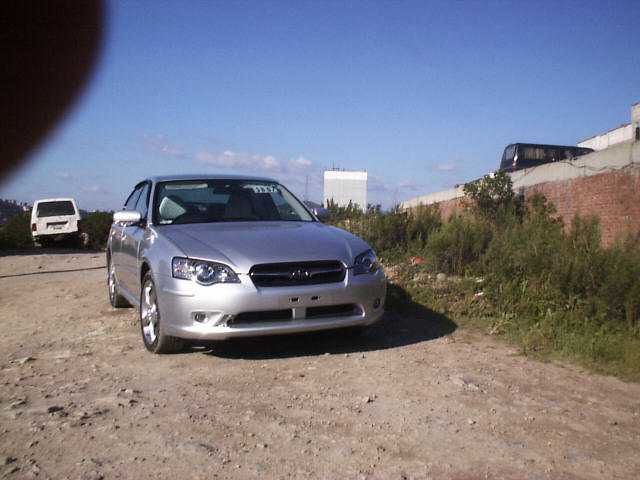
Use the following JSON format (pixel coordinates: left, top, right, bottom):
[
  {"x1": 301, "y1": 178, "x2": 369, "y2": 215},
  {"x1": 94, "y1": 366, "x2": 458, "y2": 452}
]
[
  {"x1": 25, "y1": 464, "x2": 41, "y2": 479},
  {"x1": 81, "y1": 470, "x2": 104, "y2": 480},
  {"x1": 178, "y1": 441, "x2": 218, "y2": 456},
  {"x1": 8, "y1": 398, "x2": 27, "y2": 409},
  {"x1": 3, "y1": 456, "x2": 17, "y2": 466},
  {"x1": 451, "y1": 375, "x2": 480, "y2": 392},
  {"x1": 14, "y1": 357, "x2": 35, "y2": 365},
  {"x1": 412, "y1": 273, "x2": 429, "y2": 283},
  {"x1": 436, "y1": 273, "x2": 447, "y2": 282},
  {"x1": 47, "y1": 405, "x2": 64, "y2": 414}
]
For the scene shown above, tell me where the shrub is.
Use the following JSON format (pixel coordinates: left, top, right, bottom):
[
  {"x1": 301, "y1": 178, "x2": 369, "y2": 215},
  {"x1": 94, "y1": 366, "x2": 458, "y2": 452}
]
[
  {"x1": 0, "y1": 211, "x2": 34, "y2": 250},
  {"x1": 325, "y1": 179, "x2": 640, "y2": 378},
  {"x1": 480, "y1": 194, "x2": 565, "y2": 312},
  {"x1": 405, "y1": 203, "x2": 442, "y2": 249},
  {"x1": 79, "y1": 211, "x2": 113, "y2": 250},
  {"x1": 463, "y1": 170, "x2": 523, "y2": 226},
  {"x1": 426, "y1": 214, "x2": 493, "y2": 275}
]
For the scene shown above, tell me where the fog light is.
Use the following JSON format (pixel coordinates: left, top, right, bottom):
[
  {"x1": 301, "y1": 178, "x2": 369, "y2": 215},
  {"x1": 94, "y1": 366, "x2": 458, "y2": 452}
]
[
  {"x1": 194, "y1": 312, "x2": 207, "y2": 323},
  {"x1": 373, "y1": 298, "x2": 381, "y2": 309}
]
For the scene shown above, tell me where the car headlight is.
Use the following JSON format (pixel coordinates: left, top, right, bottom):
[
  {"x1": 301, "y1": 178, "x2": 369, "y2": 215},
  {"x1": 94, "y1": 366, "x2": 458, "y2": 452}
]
[
  {"x1": 353, "y1": 249, "x2": 379, "y2": 275},
  {"x1": 172, "y1": 257, "x2": 240, "y2": 285}
]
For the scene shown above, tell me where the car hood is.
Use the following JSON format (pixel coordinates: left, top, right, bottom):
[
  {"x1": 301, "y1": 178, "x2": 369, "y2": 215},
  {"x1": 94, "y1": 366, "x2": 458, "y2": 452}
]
[{"x1": 158, "y1": 221, "x2": 370, "y2": 274}]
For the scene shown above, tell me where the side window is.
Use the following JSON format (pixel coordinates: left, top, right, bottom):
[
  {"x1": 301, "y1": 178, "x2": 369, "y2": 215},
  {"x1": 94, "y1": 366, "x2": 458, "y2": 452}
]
[
  {"x1": 124, "y1": 187, "x2": 141, "y2": 211},
  {"x1": 135, "y1": 183, "x2": 150, "y2": 219}
]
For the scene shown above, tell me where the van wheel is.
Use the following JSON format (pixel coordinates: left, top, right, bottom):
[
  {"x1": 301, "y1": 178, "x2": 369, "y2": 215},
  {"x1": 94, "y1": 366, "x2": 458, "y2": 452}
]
[
  {"x1": 140, "y1": 272, "x2": 185, "y2": 354},
  {"x1": 108, "y1": 261, "x2": 131, "y2": 308}
]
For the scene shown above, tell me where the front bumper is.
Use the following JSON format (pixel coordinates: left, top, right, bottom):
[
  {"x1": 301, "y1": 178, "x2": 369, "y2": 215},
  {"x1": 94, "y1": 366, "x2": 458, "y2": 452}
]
[{"x1": 155, "y1": 268, "x2": 386, "y2": 341}]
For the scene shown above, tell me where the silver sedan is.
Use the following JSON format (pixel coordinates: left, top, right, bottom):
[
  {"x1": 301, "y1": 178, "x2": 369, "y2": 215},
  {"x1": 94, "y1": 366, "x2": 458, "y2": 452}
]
[{"x1": 107, "y1": 175, "x2": 386, "y2": 353}]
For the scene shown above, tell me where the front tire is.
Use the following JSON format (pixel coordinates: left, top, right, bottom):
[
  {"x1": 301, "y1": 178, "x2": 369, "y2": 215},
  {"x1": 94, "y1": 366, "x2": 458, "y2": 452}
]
[{"x1": 140, "y1": 272, "x2": 185, "y2": 354}]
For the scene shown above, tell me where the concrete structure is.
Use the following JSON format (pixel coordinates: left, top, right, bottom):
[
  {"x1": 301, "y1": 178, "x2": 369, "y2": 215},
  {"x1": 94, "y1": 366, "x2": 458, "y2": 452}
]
[
  {"x1": 323, "y1": 170, "x2": 368, "y2": 211},
  {"x1": 402, "y1": 141, "x2": 640, "y2": 245},
  {"x1": 578, "y1": 103, "x2": 640, "y2": 151}
]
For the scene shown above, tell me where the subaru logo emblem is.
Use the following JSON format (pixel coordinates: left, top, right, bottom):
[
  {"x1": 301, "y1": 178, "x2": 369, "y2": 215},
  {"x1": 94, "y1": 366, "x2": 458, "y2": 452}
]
[{"x1": 289, "y1": 268, "x2": 310, "y2": 281}]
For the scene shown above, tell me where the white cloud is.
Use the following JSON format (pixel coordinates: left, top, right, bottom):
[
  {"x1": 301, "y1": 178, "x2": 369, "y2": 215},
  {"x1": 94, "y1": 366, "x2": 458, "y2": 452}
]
[
  {"x1": 56, "y1": 172, "x2": 73, "y2": 180},
  {"x1": 195, "y1": 150, "x2": 283, "y2": 172},
  {"x1": 289, "y1": 156, "x2": 313, "y2": 169},
  {"x1": 143, "y1": 134, "x2": 187, "y2": 158},
  {"x1": 434, "y1": 162, "x2": 457, "y2": 173},
  {"x1": 81, "y1": 185, "x2": 109, "y2": 195},
  {"x1": 261, "y1": 155, "x2": 280, "y2": 171}
]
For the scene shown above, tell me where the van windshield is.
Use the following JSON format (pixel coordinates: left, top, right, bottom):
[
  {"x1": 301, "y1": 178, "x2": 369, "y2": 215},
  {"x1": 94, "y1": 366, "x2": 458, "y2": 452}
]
[{"x1": 36, "y1": 201, "x2": 76, "y2": 217}]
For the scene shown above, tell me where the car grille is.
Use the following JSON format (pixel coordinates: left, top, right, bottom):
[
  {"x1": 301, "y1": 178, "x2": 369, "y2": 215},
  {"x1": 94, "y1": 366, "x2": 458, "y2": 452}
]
[
  {"x1": 249, "y1": 261, "x2": 345, "y2": 287},
  {"x1": 306, "y1": 304, "x2": 362, "y2": 319},
  {"x1": 231, "y1": 309, "x2": 293, "y2": 325},
  {"x1": 228, "y1": 304, "x2": 361, "y2": 327}
]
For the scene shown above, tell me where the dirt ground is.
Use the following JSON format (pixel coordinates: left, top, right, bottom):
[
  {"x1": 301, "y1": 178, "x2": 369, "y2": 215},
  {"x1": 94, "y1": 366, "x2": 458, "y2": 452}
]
[{"x1": 1, "y1": 252, "x2": 639, "y2": 480}]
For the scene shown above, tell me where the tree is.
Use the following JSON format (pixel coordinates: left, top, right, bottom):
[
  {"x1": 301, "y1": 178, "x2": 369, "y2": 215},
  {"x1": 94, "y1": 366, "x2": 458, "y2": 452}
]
[{"x1": 463, "y1": 171, "x2": 523, "y2": 224}]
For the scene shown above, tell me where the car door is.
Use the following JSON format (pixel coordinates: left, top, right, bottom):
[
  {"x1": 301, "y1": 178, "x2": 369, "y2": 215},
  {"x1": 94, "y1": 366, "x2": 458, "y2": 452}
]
[
  {"x1": 112, "y1": 185, "x2": 142, "y2": 289},
  {"x1": 120, "y1": 182, "x2": 151, "y2": 295}
]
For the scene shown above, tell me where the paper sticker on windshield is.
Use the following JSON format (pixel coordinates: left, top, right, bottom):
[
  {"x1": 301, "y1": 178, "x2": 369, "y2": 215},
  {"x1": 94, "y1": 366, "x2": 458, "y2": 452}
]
[
  {"x1": 243, "y1": 184, "x2": 278, "y2": 194},
  {"x1": 165, "y1": 183, "x2": 208, "y2": 190}
]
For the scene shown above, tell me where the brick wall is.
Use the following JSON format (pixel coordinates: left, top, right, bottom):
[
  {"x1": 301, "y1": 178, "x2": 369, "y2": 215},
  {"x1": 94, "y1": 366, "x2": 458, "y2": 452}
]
[
  {"x1": 525, "y1": 167, "x2": 640, "y2": 245},
  {"x1": 436, "y1": 197, "x2": 466, "y2": 219},
  {"x1": 429, "y1": 166, "x2": 640, "y2": 245}
]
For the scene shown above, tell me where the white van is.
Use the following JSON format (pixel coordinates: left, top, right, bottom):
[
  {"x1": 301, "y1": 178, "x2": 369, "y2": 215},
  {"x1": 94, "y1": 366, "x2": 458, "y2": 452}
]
[{"x1": 31, "y1": 198, "x2": 81, "y2": 246}]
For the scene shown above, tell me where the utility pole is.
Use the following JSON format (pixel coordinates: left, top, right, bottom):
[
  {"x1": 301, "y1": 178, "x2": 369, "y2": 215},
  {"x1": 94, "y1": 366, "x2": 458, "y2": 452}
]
[{"x1": 304, "y1": 175, "x2": 309, "y2": 201}]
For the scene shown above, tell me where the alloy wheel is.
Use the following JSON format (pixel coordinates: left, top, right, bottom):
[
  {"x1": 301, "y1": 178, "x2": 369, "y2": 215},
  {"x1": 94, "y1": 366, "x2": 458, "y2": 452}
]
[{"x1": 141, "y1": 280, "x2": 159, "y2": 344}]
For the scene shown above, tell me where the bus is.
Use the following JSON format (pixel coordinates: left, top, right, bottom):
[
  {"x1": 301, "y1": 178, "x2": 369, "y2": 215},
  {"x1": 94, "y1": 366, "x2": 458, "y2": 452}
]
[{"x1": 499, "y1": 143, "x2": 594, "y2": 172}]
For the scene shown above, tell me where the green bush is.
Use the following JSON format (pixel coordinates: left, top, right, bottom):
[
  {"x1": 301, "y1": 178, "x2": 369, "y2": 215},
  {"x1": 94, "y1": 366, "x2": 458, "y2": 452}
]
[
  {"x1": 405, "y1": 203, "x2": 442, "y2": 249},
  {"x1": 326, "y1": 201, "x2": 442, "y2": 260},
  {"x1": 0, "y1": 211, "x2": 34, "y2": 250},
  {"x1": 328, "y1": 172, "x2": 640, "y2": 379},
  {"x1": 79, "y1": 211, "x2": 114, "y2": 250},
  {"x1": 426, "y1": 215, "x2": 492, "y2": 275},
  {"x1": 463, "y1": 170, "x2": 523, "y2": 226}
]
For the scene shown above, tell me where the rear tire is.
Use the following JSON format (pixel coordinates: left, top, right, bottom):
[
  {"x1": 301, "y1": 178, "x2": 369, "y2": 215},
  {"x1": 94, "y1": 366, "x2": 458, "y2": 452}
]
[
  {"x1": 108, "y1": 260, "x2": 131, "y2": 308},
  {"x1": 38, "y1": 236, "x2": 54, "y2": 248},
  {"x1": 140, "y1": 272, "x2": 185, "y2": 354}
]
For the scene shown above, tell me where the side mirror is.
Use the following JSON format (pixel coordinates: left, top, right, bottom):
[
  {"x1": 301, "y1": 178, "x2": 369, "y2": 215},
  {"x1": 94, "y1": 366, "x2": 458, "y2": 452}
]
[
  {"x1": 113, "y1": 210, "x2": 142, "y2": 225},
  {"x1": 312, "y1": 207, "x2": 330, "y2": 222}
]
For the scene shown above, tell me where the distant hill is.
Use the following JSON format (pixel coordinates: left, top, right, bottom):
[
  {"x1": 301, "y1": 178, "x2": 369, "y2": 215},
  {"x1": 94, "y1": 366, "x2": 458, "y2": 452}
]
[{"x1": 0, "y1": 199, "x2": 30, "y2": 225}]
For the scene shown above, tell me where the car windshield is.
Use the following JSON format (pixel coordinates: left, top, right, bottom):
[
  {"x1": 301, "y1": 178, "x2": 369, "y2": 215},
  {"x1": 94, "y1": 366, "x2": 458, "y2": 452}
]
[
  {"x1": 36, "y1": 201, "x2": 76, "y2": 217},
  {"x1": 153, "y1": 179, "x2": 314, "y2": 225}
]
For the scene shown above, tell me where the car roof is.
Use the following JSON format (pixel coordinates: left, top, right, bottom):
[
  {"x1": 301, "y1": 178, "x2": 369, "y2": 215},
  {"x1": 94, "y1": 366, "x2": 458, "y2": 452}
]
[{"x1": 145, "y1": 173, "x2": 278, "y2": 184}]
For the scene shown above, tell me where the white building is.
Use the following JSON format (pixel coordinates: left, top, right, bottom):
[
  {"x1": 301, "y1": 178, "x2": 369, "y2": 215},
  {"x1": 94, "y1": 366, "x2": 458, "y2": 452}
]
[
  {"x1": 578, "y1": 102, "x2": 640, "y2": 151},
  {"x1": 323, "y1": 170, "x2": 367, "y2": 211}
]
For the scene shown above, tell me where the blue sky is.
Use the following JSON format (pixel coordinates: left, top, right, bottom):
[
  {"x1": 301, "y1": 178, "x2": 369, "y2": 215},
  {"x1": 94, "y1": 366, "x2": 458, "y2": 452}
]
[{"x1": 2, "y1": 0, "x2": 639, "y2": 210}]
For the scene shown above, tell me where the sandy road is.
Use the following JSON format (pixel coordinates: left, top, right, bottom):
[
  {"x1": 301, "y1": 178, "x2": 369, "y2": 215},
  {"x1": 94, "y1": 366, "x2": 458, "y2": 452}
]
[{"x1": 1, "y1": 252, "x2": 639, "y2": 479}]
